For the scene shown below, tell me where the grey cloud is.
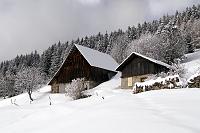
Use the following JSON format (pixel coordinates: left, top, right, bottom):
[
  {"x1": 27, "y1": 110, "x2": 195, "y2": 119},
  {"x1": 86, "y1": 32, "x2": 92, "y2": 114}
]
[
  {"x1": 0, "y1": 0, "x2": 199, "y2": 61},
  {"x1": 148, "y1": 0, "x2": 199, "y2": 18}
]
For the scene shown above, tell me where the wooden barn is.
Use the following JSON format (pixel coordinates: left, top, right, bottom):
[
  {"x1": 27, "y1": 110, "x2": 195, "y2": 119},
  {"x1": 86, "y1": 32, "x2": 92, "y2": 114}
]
[
  {"x1": 48, "y1": 44, "x2": 118, "y2": 93},
  {"x1": 116, "y1": 52, "x2": 174, "y2": 89}
]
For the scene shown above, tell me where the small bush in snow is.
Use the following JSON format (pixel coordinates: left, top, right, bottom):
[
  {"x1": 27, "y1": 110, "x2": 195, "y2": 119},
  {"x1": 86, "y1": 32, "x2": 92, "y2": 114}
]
[
  {"x1": 65, "y1": 78, "x2": 86, "y2": 100},
  {"x1": 172, "y1": 58, "x2": 186, "y2": 78}
]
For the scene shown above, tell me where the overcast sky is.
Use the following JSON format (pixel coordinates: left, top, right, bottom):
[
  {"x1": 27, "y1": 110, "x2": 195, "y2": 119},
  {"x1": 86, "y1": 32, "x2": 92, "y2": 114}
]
[{"x1": 0, "y1": 0, "x2": 199, "y2": 62}]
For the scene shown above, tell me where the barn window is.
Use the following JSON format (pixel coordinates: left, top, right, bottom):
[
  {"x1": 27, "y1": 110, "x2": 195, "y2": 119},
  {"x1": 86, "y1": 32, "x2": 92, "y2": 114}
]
[{"x1": 128, "y1": 77, "x2": 133, "y2": 87}]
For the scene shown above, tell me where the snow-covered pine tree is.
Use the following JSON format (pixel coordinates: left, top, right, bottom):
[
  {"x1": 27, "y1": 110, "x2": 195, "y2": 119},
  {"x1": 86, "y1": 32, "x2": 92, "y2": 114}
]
[
  {"x1": 99, "y1": 32, "x2": 109, "y2": 53},
  {"x1": 110, "y1": 32, "x2": 130, "y2": 63},
  {"x1": 95, "y1": 32, "x2": 104, "y2": 51},
  {"x1": 39, "y1": 45, "x2": 55, "y2": 79},
  {"x1": 50, "y1": 44, "x2": 62, "y2": 77},
  {"x1": 0, "y1": 74, "x2": 7, "y2": 98},
  {"x1": 191, "y1": 19, "x2": 200, "y2": 48},
  {"x1": 4, "y1": 70, "x2": 16, "y2": 97},
  {"x1": 157, "y1": 20, "x2": 187, "y2": 64}
]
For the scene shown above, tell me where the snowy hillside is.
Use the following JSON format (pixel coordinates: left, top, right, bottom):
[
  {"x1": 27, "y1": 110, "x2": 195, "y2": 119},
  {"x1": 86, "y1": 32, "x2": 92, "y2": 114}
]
[
  {"x1": 183, "y1": 49, "x2": 200, "y2": 79},
  {"x1": 0, "y1": 82, "x2": 200, "y2": 133},
  {"x1": 0, "y1": 50, "x2": 200, "y2": 133}
]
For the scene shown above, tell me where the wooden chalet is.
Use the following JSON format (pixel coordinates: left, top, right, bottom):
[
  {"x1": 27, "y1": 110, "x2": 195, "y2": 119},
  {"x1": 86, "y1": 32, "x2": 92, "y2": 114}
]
[
  {"x1": 48, "y1": 44, "x2": 118, "y2": 93},
  {"x1": 116, "y1": 52, "x2": 174, "y2": 89}
]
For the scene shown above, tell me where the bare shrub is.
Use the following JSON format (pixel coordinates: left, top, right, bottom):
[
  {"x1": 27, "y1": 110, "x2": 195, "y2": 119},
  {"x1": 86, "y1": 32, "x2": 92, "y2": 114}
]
[{"x1": 65, "y1": 78, "x2": 86, "y2": 100}]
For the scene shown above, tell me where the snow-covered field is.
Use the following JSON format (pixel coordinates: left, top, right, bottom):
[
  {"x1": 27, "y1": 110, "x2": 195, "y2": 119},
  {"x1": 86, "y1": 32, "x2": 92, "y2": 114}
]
[
  {"x1": 0, "y1": 80, "x2": 200, "y2": 133},
  {"x1": 0, "y1": 51, "x2": 200, "y2": 133}
]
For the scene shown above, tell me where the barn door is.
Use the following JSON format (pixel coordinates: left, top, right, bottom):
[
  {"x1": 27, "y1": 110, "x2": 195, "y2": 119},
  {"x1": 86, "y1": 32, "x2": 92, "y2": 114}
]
[{"x1": 128, "y1": 77, "x2": 133, "y2": 87}]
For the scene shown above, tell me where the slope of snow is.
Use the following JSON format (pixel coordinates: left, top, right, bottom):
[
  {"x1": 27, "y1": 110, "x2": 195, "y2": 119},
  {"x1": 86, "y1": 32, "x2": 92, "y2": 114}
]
[
  {"x1": 0, "y1": 75, "x2": 200, "y2": 133},
  {"x1": 85, "y1": 72, "x2": 121, "y2": 97},
  {"x1": 183, "y1": 49, "x2": 200, "y2": 79}
]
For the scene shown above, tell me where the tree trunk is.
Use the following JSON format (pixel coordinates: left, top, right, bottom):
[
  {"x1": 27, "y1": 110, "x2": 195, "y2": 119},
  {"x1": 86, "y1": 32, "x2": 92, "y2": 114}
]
[{"x1": 27, "y1": 88, "x2": 33, "y2": 101}]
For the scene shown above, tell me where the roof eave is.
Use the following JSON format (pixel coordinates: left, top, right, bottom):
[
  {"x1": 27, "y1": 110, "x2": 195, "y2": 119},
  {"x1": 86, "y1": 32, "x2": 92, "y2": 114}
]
[{"x1": 115, "y1": 52, "x2": 174, "y2": 71}]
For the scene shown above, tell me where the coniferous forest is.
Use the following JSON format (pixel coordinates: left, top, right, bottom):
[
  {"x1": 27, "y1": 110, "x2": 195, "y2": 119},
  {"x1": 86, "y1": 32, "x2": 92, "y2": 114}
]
[{"x1": 0, "y1": 4, "x2": 200, "y2": 98}]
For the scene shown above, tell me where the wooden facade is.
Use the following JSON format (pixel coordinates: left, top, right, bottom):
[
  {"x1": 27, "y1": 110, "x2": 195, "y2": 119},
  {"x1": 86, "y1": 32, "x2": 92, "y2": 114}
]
[
  {"x1": 48, "y1": 45, "x2": 117, "y2": 93},
  {"x1": 116, "y1": 52, "x2": 171, "y2": 89},
  {"x1": 120, "y1": 57, "x2": 168, "y2": 78}
]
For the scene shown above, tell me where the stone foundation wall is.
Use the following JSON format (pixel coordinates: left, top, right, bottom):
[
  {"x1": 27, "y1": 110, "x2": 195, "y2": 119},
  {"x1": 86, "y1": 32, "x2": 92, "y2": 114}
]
[
  {"x1": 51, "y1": 84, "x2": 59, "y2": 93},
  {"x1": 51, "y1": 83, "x2": 69, "y2": 93},
  {"x1": 51, "y1": 80, "x2": 100, "y2": 93}
]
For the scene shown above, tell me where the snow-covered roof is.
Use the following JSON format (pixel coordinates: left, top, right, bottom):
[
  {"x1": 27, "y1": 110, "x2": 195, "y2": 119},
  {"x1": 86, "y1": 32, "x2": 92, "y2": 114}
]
[
  {"x1": 116, "y1": 52, "x2": 174, "y2": 71},
  {"x1": 75, "y1": 44, "x2": 118, "y2": 72}
]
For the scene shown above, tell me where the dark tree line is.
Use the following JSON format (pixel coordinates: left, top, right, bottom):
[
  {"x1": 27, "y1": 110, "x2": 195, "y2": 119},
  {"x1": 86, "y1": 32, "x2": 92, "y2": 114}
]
[{"x1": 0, "y1": 4, "x2": 200, "y2": 99}]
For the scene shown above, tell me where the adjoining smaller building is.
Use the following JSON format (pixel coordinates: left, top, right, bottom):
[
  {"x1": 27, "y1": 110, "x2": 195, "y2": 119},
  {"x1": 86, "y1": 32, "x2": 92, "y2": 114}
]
[
  {"x1": 116, "y1": 52, "x2": 174, "y2": 89},
  {"x1": 48, "y1": 44, "x2": 118, "y2": 93}
]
